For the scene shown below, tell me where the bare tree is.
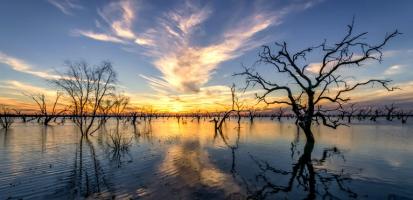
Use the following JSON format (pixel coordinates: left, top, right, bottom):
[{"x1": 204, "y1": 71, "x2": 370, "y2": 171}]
[
  {"x1": 52, "y1": 61, "x2": 117, "y2": 135},
  {"x1": 236, "y1": 21, "x2": 399, "y2": 142},
  {"x1": 344, "y1": 104, "x2": 358, "y2": 123},
  {"x1": 0, "y1": 105, "x2": 15, "y2": 130},
  {"x1": 276, "y1": 107, "x2": 285, "y2": 121},
  {"x1": 27, "y1": 92, "x2": 67, "y2": 125},
  {"x1": 399, "y1": 110, "x2": 411, "y2": 124},
  {"x1": 247, "y1": 106, "x2": 258, "y2": 123},
  {"x1": 384, "y1": 103, "x2": 396, "y2": 121},
  {"x1": 211, "y1": 84, "x2": 238, "y2": 131},
  {"x1": 98, "y1": 98, "x2": 115, "y2": 125},
  {"x1": 232, "y1": 84, "x2": 245, "y2": 126},
  {"x1": 111, "y1": 94, "x2": 130, "y2": 117}
]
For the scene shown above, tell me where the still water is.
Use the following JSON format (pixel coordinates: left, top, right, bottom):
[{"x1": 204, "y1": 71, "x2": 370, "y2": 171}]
[{"x1": 0, "y1": 118, "x2": 412, "y2": 199}]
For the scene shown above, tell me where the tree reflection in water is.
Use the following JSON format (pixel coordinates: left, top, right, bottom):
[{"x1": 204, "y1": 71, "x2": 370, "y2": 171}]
[
  {"x1": 70, "y1": 135, "x2": 108, "y2": 198},
  {"x1": 213, "y1": 127, "x2": 240, "y2": 174},
  {"x1": 106, "y1": 120, "x2": 133, "y2": 168},
  {"x1": 216, "y1": 125, "x2": 360, "y2": 200}
]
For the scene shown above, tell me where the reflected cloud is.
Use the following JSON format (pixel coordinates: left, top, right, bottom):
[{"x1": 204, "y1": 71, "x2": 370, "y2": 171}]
[{"x1": 156, "y1": 139, "x2": 241, "y2": 198}]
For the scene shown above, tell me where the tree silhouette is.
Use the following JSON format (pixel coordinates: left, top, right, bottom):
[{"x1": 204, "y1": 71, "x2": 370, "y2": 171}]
[
  {"x1": 236, "y1": 21, "x2": 400, "y2": 142},
  {"x1": 52, "y1": 61, "x2": 117, "y2": 135},
  {"x1": 0, "y1": 105, "x2": 15, "y2": 130},
  {"x1": 27, "y1": 92, "x2": 67, "y2": 125}
]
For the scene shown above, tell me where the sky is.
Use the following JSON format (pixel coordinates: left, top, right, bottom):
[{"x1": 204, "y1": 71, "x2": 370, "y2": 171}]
[{"x1": 0, "y1": 0, "x2": 413, "y2": 113}]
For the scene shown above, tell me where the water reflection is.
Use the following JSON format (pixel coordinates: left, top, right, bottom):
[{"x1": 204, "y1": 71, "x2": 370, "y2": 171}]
[
  {"x1": 70, "y1": 135, "x2": 108, "y2": 198},
  {"x1": 106, "y1": 121, "x2": 133, "y2": 168},
  {"x1": 213, "y1": 127, "x2": 240, "y2": 175},
  {"x1": 240, "y1": 142, "x2": 358, "y2": 199},
  {"x1": 0, "y1": 119, "x2": 412, "y2": 199}
]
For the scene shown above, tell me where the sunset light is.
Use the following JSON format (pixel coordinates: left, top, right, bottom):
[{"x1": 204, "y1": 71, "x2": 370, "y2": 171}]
[{"x1": 1, "y1": 1, "x2": 413, "y2": 199}]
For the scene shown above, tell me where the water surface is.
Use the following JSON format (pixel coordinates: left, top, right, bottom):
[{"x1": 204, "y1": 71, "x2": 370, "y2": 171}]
[{"x1": 0, "y1": 118, "x2": 412, "y2": 199}]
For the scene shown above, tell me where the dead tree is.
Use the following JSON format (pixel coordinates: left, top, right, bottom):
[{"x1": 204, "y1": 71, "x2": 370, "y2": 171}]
[
  {"x1": 211, "y1": 84, "x2": 238, "y2": 131},
  {"x1": 27, "y1": 92, "x2": 66, "y2": 125},
  {"x1": 98, "y1": 98, "x2": 115, "y2": 125},
  {"x1": 384, "y1": 104, "x2": 396, "y2": 121},
  {"x1": 14, "y1": 109, "x2": 27, "y2": 123},
  {"x1": 111, "y1": 94, "x2": 130, "y2": 118},
  {"x1": 345, "y1": 104, "x2": 358, "y2": 123},
  {"x1": 247, "y1": 107, "x2": 257, "y2": 123},
  {"x1": 236, "y1": 21, "x2": 399, "y2": 143},
  {"x1": 370, "y1": 107, "x2": 381, "y2": 122},
  {"x1": 0, "y1": 105, "x2": 15, "y2": 130},
  {"x1": 233, "y1": 85, "x2": 245, "y2": 126},
  {"x1": 130, "y1": 111, "x2": 139, "y2": 125},
  {"x1": 276, "y1": 107, "x2": 285, "y2": 121},
  {"x1": 142, "y1": 105, "x2": 156, "y2": 122},
  {"x1": 52, "y1": 60, "x2": 117, "y2": 135},
  {"x1": 396, "y1": 110, "x2": 411, "y2": 124}
]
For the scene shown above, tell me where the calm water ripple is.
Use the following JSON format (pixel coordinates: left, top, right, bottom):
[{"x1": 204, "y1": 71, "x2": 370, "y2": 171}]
[{"x1": 0, "y1": 118, "x2": 412, "y2": 199}]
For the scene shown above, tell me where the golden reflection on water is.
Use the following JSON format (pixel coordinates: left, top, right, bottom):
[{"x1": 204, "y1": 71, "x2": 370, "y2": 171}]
[{"x1": 0, "y1": 118, "x2": 413, "y2": 199}]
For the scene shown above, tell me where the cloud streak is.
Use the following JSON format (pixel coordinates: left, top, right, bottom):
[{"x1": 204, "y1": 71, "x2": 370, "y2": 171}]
[
  {"x1": 74, "y1": 0, "x2": 320, "y2": 94},
  {"x1": 0, "y1": 52, "x2": 60, "y2": 79},
  {"x1": 139, "y1": 4, "x2": 284, "y2": 93},
  {"x1": 48, "y1": 0, "x2": 83, "y2": 15},
  {"x1": 98, "y1": 0, "x2": 136, "y2": 39},
  {"x1": 384, "y1": 65, "x2": 405, "y2": 75},
  {"x1": 73, "y1": 30, "x2": 126, "y2": 44}
]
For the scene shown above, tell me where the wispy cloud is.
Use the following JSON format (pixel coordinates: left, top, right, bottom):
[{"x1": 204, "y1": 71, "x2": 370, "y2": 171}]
[
  {"x1": 0, "y1": 52, "x2": 60, "y2": 79},
  {"x1": 0, "y1": 80, "x2": 54, "y2": 96},
  {"x1": 74, "y1": 0, "x2": 138, "y2": 44},
  {"x1": 98, "y1": 0, "x2": 136, "y2": 39},
  {"x1": 74, "y1": 0, "x2": 319, "y2": 94},
  {"x1": 134, "y1": 37, "x2": 155, "y2": 46},
  {"x1": 48, "y1": 0, "x2": 83, "y2": 15},
  {"x1": 384, "y1": 64, "x2": 405, "y2": 75},
  {"x1": 72, "y1": 30, "x2": 126, "y2": 44},
  {"x1": 140, "y1": 4, "x2": 283, "y2": 93},
  {"x1": 138, "y1": 1, "x2": 321, "y2": 93}
]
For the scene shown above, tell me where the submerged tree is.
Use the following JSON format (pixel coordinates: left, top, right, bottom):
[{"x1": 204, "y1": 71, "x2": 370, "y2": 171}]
[
  {"x1": 236, "y1": 21, "x2": 399, "y2": 142},
  {"x1": 111, "y1": 94, "x2": 130, "y2": 117},
  {"x1": 27, "y1": 92, "x2": 67, "y2": 125},
  {"x1": 53, "y1": 61, "x2": 117, "y2": 135},
  {"x1": 0, "y1": 105, "x2": 15, "y2": 130},
  {"x1": 211, "y1": 84, "x2": 240, "y2": 131}
]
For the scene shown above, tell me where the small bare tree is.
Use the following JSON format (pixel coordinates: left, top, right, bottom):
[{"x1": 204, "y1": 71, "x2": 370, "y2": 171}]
[
  {"x1": 233, "y1": 85, "x2": 245, "y2": 125},
  {"x1": 384, "y1": 103, "x2": 396, "y2": 121},
  {"x1": 111, "y1": 94, "x2": 130, "y2": 117},
  {"x1": 0, "y1": 105, "x2": 15, "y2": 130},
  {"x1": 211, "y1": 84, "x2": 239, "y2": 131},
  {"x1": 247, "y1": 106, "x2": 258, "y2": 123},
  {"x1": 236, "y1": 21, "x2": 399, "y2": 143},
  {"x1": 27, "y1": 92, "x2": 67, "y2": 125},
  {"x1": 343, "y1": 104, "x2": 358, "y2": 123},
  {"x1": 52, "y1": 61, "x2": 117, "y2": 135}
]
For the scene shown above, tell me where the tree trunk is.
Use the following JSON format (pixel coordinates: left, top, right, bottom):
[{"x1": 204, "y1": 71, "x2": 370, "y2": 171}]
[{"x1": 302, "y1": 126, "x2": 315, "y2": 143}]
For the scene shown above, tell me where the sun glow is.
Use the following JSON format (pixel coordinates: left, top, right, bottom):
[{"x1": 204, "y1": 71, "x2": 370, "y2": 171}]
[{"x1": 169, "y1": 103, "x2": 184, "y2": 113}]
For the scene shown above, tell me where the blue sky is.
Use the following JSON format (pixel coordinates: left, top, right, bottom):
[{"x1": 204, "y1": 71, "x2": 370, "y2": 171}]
[{"x1": 0, "y1": 0, "x2": 412, "y2": 112}]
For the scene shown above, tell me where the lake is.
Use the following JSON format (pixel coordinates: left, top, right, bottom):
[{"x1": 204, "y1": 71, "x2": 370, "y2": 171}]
[{"x1": 0, "y1": 118, "x2": 412, "y2": 199}]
